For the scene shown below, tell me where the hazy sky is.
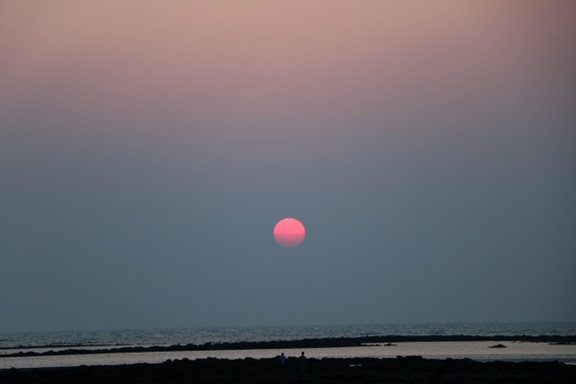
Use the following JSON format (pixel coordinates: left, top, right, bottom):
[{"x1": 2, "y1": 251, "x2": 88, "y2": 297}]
[{"x1": 1, "y1": 1, "x2": 575, "y2": 333}]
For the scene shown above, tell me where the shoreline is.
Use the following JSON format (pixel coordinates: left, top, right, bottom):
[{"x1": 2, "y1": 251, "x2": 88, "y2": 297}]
[
  {"x1": 2, "y1": 356, "x2": 576, "y2": 383},
  {"x1": 2, "y1": 339, "x2": 576, "y2": 370},
  {"x1": 2, "y1": 335, "x2": 575, "y2": 357}
]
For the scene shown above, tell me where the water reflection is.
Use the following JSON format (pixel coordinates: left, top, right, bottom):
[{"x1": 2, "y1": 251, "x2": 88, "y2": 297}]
[{"x1": 1, "y1": 341, "x2": 575, "y2": 369}]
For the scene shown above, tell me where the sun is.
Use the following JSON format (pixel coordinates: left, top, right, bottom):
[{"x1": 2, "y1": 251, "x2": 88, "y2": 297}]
[{"x1": 273, "y1": 218, "x2": 306, "y2": 247}]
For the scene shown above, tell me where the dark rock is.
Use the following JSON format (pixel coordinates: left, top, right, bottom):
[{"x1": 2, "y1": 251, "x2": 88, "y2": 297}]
[
  {"x1": 1, "y1": 357, "x2": 575, "y2": 383},
  {"x1": 3, "y1": 335, "x2": 575, "y2": 357}
]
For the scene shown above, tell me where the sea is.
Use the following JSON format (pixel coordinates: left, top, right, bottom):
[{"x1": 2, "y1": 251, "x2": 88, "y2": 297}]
[{"x1": 1, "y1": 323, "x2": 575, "y2": 369}]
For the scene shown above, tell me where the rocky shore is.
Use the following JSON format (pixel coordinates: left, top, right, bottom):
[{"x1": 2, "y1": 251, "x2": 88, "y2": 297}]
[
  {"x1": 2, "y1": 356, "x2": 576, "y2": 384},
  {"x1": 3, "y1": 335, "x2": 575, "y2": 357}
]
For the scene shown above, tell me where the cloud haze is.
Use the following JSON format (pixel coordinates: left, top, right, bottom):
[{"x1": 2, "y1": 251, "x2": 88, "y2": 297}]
[{"x1": 1, "y1": 1, "x2": 575, "y2": 332}]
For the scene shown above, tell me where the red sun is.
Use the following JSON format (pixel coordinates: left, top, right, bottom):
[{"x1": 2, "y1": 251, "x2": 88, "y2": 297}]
[{"x1": 273, "y1": 218, "x2": 306, "y2": 247}]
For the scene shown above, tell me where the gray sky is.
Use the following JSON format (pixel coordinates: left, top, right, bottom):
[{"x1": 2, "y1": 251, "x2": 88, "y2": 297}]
[{"x1": 1, "y1": 1, "x2": 575, "y2": 333}]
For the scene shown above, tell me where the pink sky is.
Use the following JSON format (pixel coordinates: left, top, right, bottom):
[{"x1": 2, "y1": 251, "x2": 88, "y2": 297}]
[{"x1": 2, "y1": 1, "x2": 574, "y2": 143}]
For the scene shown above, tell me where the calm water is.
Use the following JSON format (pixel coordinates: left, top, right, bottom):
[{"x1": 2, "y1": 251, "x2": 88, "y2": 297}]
[
  {"x1": 1, "y1": 323, "x2": 575, "y2": 369},
  {"x1": 2, "y1": 322, "x2": 575, "y2": 349}
]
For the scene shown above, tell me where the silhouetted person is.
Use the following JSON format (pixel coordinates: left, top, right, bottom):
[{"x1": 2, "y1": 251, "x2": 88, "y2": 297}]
[
  {"x1": 278, "y1": 352, "x2": 286, "y2": 366},
  {"x1": 298, "y1": 351, "x2": 306, "y2": 377}
]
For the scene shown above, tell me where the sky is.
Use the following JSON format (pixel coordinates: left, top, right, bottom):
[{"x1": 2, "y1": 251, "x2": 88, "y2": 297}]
[{"x1": 1, "y1": 1, "x2": 575, "y2": 333}]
